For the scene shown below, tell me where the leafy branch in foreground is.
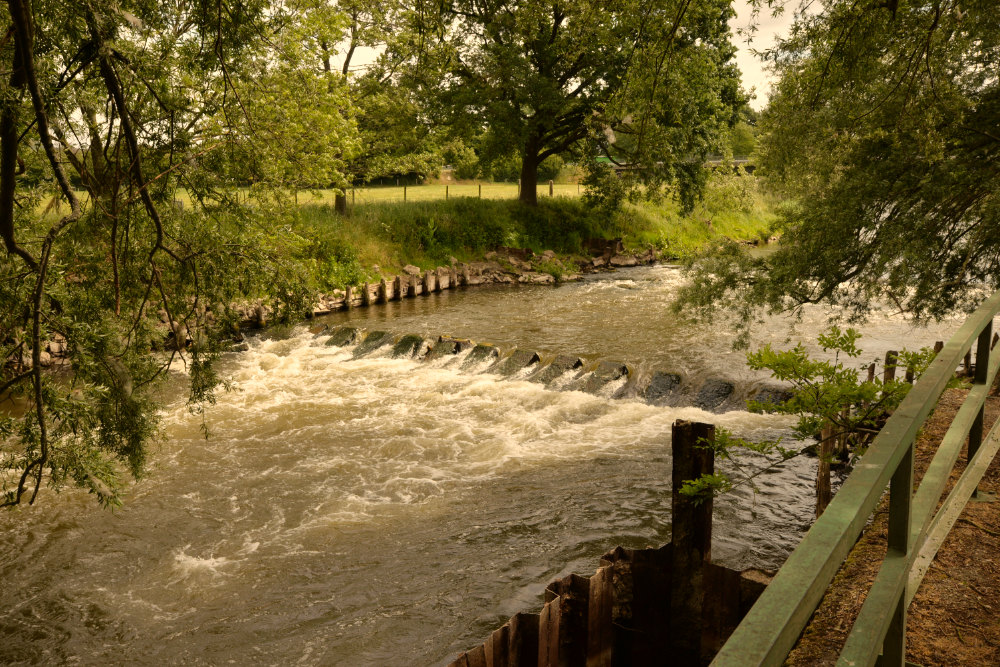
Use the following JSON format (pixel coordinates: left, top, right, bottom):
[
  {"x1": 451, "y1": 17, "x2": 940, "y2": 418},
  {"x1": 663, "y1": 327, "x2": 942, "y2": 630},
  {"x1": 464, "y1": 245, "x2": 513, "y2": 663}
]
[
  {"x1": 1, "y1": 1, "x2": 355, "y2": 509},
  {"x1": 680, "y1": 327, "x2": 941, "y2": 506},
  {"x1": 676, "y1": 0, "x2": 1000, "y2": 330}
]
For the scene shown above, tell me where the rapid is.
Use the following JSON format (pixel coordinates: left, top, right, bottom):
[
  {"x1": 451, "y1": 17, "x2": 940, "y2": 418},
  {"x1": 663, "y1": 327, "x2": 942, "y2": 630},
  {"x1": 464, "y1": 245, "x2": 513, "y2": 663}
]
[{"x1": 0, "y1": 265, "x2": 959, "y2": 665}]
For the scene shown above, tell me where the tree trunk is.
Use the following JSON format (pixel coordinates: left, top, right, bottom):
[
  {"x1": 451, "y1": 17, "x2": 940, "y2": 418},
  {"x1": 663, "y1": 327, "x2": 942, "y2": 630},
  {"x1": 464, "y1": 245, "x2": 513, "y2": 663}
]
[
  {"x1": 518, "y1": 143, "x2": 540, "y2": 206},
  {"x1": 335, "y1": 192, "x2": 347, "y2": 215}
]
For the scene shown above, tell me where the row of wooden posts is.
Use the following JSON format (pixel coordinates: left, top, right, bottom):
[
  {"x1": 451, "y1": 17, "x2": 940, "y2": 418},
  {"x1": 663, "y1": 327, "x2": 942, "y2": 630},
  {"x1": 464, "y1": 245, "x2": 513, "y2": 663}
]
[
  {"x1": 449, "y1": 421, "x2": 771, "y2": 667},
  {"x1": 376, "y1": 180, "x2": 564, "y2": 204},
  {"x1": 344, "y1": 265, "x2": 459, "y2": 309}
]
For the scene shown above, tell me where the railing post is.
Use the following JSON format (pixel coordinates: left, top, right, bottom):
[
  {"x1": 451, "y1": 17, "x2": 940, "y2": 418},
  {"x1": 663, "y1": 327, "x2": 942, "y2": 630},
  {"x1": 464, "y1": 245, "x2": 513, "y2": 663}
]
[
  {"x1": 881, "y1": 441, "x2": 913, "y2": 665},
  {"x1": 968, "y1": 321, "x2": 992, "y2": 499}
]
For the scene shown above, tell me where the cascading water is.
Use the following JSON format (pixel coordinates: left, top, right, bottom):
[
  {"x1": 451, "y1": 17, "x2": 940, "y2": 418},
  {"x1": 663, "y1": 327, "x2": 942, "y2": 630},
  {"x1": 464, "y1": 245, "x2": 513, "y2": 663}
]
[{"x1": 0, "y1": 265, "x2": 959, "y2": 665}]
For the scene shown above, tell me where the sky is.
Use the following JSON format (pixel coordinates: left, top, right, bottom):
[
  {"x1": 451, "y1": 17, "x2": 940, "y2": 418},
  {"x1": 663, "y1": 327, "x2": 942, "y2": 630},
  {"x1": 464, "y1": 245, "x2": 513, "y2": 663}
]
[{"x1": 729, "y1": 1, "x2": 798, "y2": 109}]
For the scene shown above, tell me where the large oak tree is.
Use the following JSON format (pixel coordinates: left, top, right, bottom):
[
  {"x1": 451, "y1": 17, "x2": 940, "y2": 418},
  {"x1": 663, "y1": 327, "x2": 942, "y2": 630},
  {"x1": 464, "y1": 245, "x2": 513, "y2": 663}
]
[{"x1": 420, "y1": 0, "x2": 744, "y2": 205}]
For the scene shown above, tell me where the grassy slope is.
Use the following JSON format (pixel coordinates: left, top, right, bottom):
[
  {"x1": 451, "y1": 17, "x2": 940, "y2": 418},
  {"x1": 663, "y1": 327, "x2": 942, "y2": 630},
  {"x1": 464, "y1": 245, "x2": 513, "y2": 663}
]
[{"x1": 287, "y1": 170, "x2": 779, "y2": 293}]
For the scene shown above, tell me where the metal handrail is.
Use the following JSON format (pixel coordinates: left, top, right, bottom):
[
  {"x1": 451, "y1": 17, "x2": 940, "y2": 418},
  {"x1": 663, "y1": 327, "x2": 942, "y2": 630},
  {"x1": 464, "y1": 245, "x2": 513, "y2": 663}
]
[{"x1": 712, "y1": 290, "x2": 1000, "y2": 666}]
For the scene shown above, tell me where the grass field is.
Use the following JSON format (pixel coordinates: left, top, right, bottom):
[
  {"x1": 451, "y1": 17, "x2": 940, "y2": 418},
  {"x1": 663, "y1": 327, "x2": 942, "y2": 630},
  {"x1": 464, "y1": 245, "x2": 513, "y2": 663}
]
[{"x1": 302, "y1": 182, "x2": 582, "y2": 206}]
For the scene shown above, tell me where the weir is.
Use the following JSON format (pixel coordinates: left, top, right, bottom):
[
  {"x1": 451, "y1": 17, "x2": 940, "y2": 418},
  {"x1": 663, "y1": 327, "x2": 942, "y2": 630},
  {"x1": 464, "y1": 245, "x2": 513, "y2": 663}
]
[{"x1": 316, "y1": 325, "x2": 788, "y2": 413}]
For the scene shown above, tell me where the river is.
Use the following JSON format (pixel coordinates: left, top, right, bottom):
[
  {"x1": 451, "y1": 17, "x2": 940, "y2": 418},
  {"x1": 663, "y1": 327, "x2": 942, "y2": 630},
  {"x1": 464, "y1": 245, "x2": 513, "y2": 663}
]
[{"x1": 0, "y1": 265, "x2": 959, "y2": 665}]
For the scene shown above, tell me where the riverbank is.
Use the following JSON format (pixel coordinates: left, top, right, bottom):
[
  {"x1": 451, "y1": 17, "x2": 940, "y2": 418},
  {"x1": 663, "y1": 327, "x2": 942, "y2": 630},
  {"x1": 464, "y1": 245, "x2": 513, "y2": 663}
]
[{"x1": 287, "y1": 169, "x2": 778, "y2": 295}]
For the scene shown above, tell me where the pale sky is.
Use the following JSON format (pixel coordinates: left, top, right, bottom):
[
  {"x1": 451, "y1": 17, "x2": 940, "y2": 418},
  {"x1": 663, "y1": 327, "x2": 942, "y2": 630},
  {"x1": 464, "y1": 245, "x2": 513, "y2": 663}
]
[{"x1": 729, "y1": 1, "x2": 798, "y2": 110}]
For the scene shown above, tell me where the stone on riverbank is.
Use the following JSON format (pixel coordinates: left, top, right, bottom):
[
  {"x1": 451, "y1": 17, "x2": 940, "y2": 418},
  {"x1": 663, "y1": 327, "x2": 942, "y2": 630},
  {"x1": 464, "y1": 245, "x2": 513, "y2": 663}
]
[
  {"x1": 579, "y1": 361, "x2": 629, "y2": 394},
  {"x1": 462, "y1": 343, "x2": 500, "y2": 370},
  {"x1": 695, "y1": 378, "x2": 735, "y2": 410},
  {"x1": 425, "y1": 336, "x2": 473, "y2": 362},
  {"x1": 644, "y1": 371, "x2": 682, "y2": 405},
  {"x1": 391, "y1": 334, "x2": 432, "y2": 359},
  {"x1": 325, "y1": 326, "x2": 363, "y2": 347},
  {"x1": 353, "y1": 330, "x2": 394, "y2": 358},
  {"x1": 492, "y1": 349, "x2": 541, "y2": 376},
  {"x1": 530, "y1": 355, "x2": 583, "y2": 385}
]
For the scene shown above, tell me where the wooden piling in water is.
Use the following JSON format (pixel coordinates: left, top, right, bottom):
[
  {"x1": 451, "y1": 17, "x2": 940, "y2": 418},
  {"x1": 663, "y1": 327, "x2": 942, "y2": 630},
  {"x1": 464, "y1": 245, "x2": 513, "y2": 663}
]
[
  {"x1": 817, "y1": 423, "x2": 834, "y2": 517},
  {"x1": 361, "y1": 282, "x2": 372, "y2": 307},
  {"x1": 344, "y1": 285, "x2": 353, "y2": 309},
  {"x1": 670, "y1": 420, "x2": 715, "y2": 666},
  {"x1": 377, "y1": 278, "x2": 388, "y2": 303},
  {"x1": 449, "y1": 419, "x2": 768, "y2": 667},
  {"x1": 883, "y1": 350, "x2": 898, "y2": 384}
]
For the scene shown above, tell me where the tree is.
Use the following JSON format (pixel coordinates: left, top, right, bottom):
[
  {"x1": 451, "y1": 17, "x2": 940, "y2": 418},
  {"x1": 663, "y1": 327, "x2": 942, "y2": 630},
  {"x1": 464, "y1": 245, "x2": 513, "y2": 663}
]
[
  {"x1": 417, "y1": 0, "x2": 744, "y2": 206},
  {"x1": 680, "y1": 327, "x2": 937, "y2": 513},
  {"x1": 0, "y1": 1, "x2": 355, "y2": 508},
  {"x1": 679, "y1": 0, "x2": 1000, "y2": 327}
]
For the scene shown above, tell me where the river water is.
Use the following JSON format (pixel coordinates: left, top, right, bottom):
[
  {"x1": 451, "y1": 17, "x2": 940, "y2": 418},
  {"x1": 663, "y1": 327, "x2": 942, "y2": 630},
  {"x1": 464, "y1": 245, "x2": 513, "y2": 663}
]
[{"x1": 0, "y1": 265, "x2": 959, "y2": 665}]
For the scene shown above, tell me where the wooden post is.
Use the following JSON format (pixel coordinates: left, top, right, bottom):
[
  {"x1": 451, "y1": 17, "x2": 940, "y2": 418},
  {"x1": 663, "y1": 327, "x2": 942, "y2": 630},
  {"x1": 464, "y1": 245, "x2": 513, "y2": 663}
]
[
  {"x1": 838, "y1": 407, "x2": 850, "y2": 456},
  {"x1": 817, "y1": 422, "x2": 834, "y2": 517},
  {"x1": 344, "y1": 285, "x2": 353, "y2": 308},
  {"x1": 392, "y1": 275, "x2": 403, "y2": 301},
  {"x1": 446, "y1": 185, "x2": 449, "y2": 200},
  {"x1": 549, "y1": 180, "x2": 554, "y2": 197},
  {"x1": 403, "y1": 185, "x2": 407, "y2": 202},
  {"x1": 423, "y1": 269, "x2": 434, "y2": 294},
  {"x1": 408, "y1": 274, "x2": 418, "y2": 297},
  {"x1": 435, "y1": 267, "x2": 447, "y2": 291},
  {"x1": 361, "y1": 282, "x2": 371, "y2": 307},
  {"x1": 479, "y1": 183, "x2": 482, "y2": 198},
  {"x1": 509, "y1": 613, "x2": 540, "y2": 667},
  {"x1": 378, "y1": 278, "x2": 388, "y2": 303},
  {"x1": 352, "y1": 188, "x2": 355, "y2": 207},
  {"x1": 883, "y1": 350, "x2": 898, "y2": 385},
  {"x1": 964, "y1": 349, "x2": 973, "y2": 377},
  {"x1": 538, "y1": 574, "x2": 589, "y2": 666},
  {"x1": 450, "y1": 266, "x2": 459, "y2": 288},
  {"x1": 670, "y1": 420, "x2": 715, "y2": 667}
]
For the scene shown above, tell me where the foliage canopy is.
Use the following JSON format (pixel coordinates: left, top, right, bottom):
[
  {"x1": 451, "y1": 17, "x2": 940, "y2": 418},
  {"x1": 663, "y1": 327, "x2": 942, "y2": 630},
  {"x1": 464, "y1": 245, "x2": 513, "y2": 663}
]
[{"x1": 679, "y1": 0, "x2": 1000, "y2": 327}]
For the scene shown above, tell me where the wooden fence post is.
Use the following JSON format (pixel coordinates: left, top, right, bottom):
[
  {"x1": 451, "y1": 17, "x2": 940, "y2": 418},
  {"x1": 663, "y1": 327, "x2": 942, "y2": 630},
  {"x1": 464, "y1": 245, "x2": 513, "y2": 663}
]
[
  {"x1": 670, "y1": 420, "x2": 715, "y2": 666},
  {"x1": 883, "y1": 350, "x2": 898, "y2": 384},
  {"x1": 549, "y1": 180, "x2": 554, "y2": 197},
  {"x1": 817, "y1": 422, "x2": 834, "y2": 517}
]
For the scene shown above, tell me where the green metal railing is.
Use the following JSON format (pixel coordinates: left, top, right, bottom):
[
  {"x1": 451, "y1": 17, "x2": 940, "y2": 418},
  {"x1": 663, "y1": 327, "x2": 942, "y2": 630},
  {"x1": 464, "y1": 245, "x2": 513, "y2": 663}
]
[{"x1": 712, "y1": 291, "x2": 1000, "y2": 667}]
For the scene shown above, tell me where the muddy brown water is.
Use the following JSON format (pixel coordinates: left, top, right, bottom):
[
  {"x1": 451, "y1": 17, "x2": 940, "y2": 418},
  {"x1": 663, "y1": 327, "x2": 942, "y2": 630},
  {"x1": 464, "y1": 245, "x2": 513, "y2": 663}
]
[{"x1": 0, "y1": 265, "x2": 960, "y2": 665}]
